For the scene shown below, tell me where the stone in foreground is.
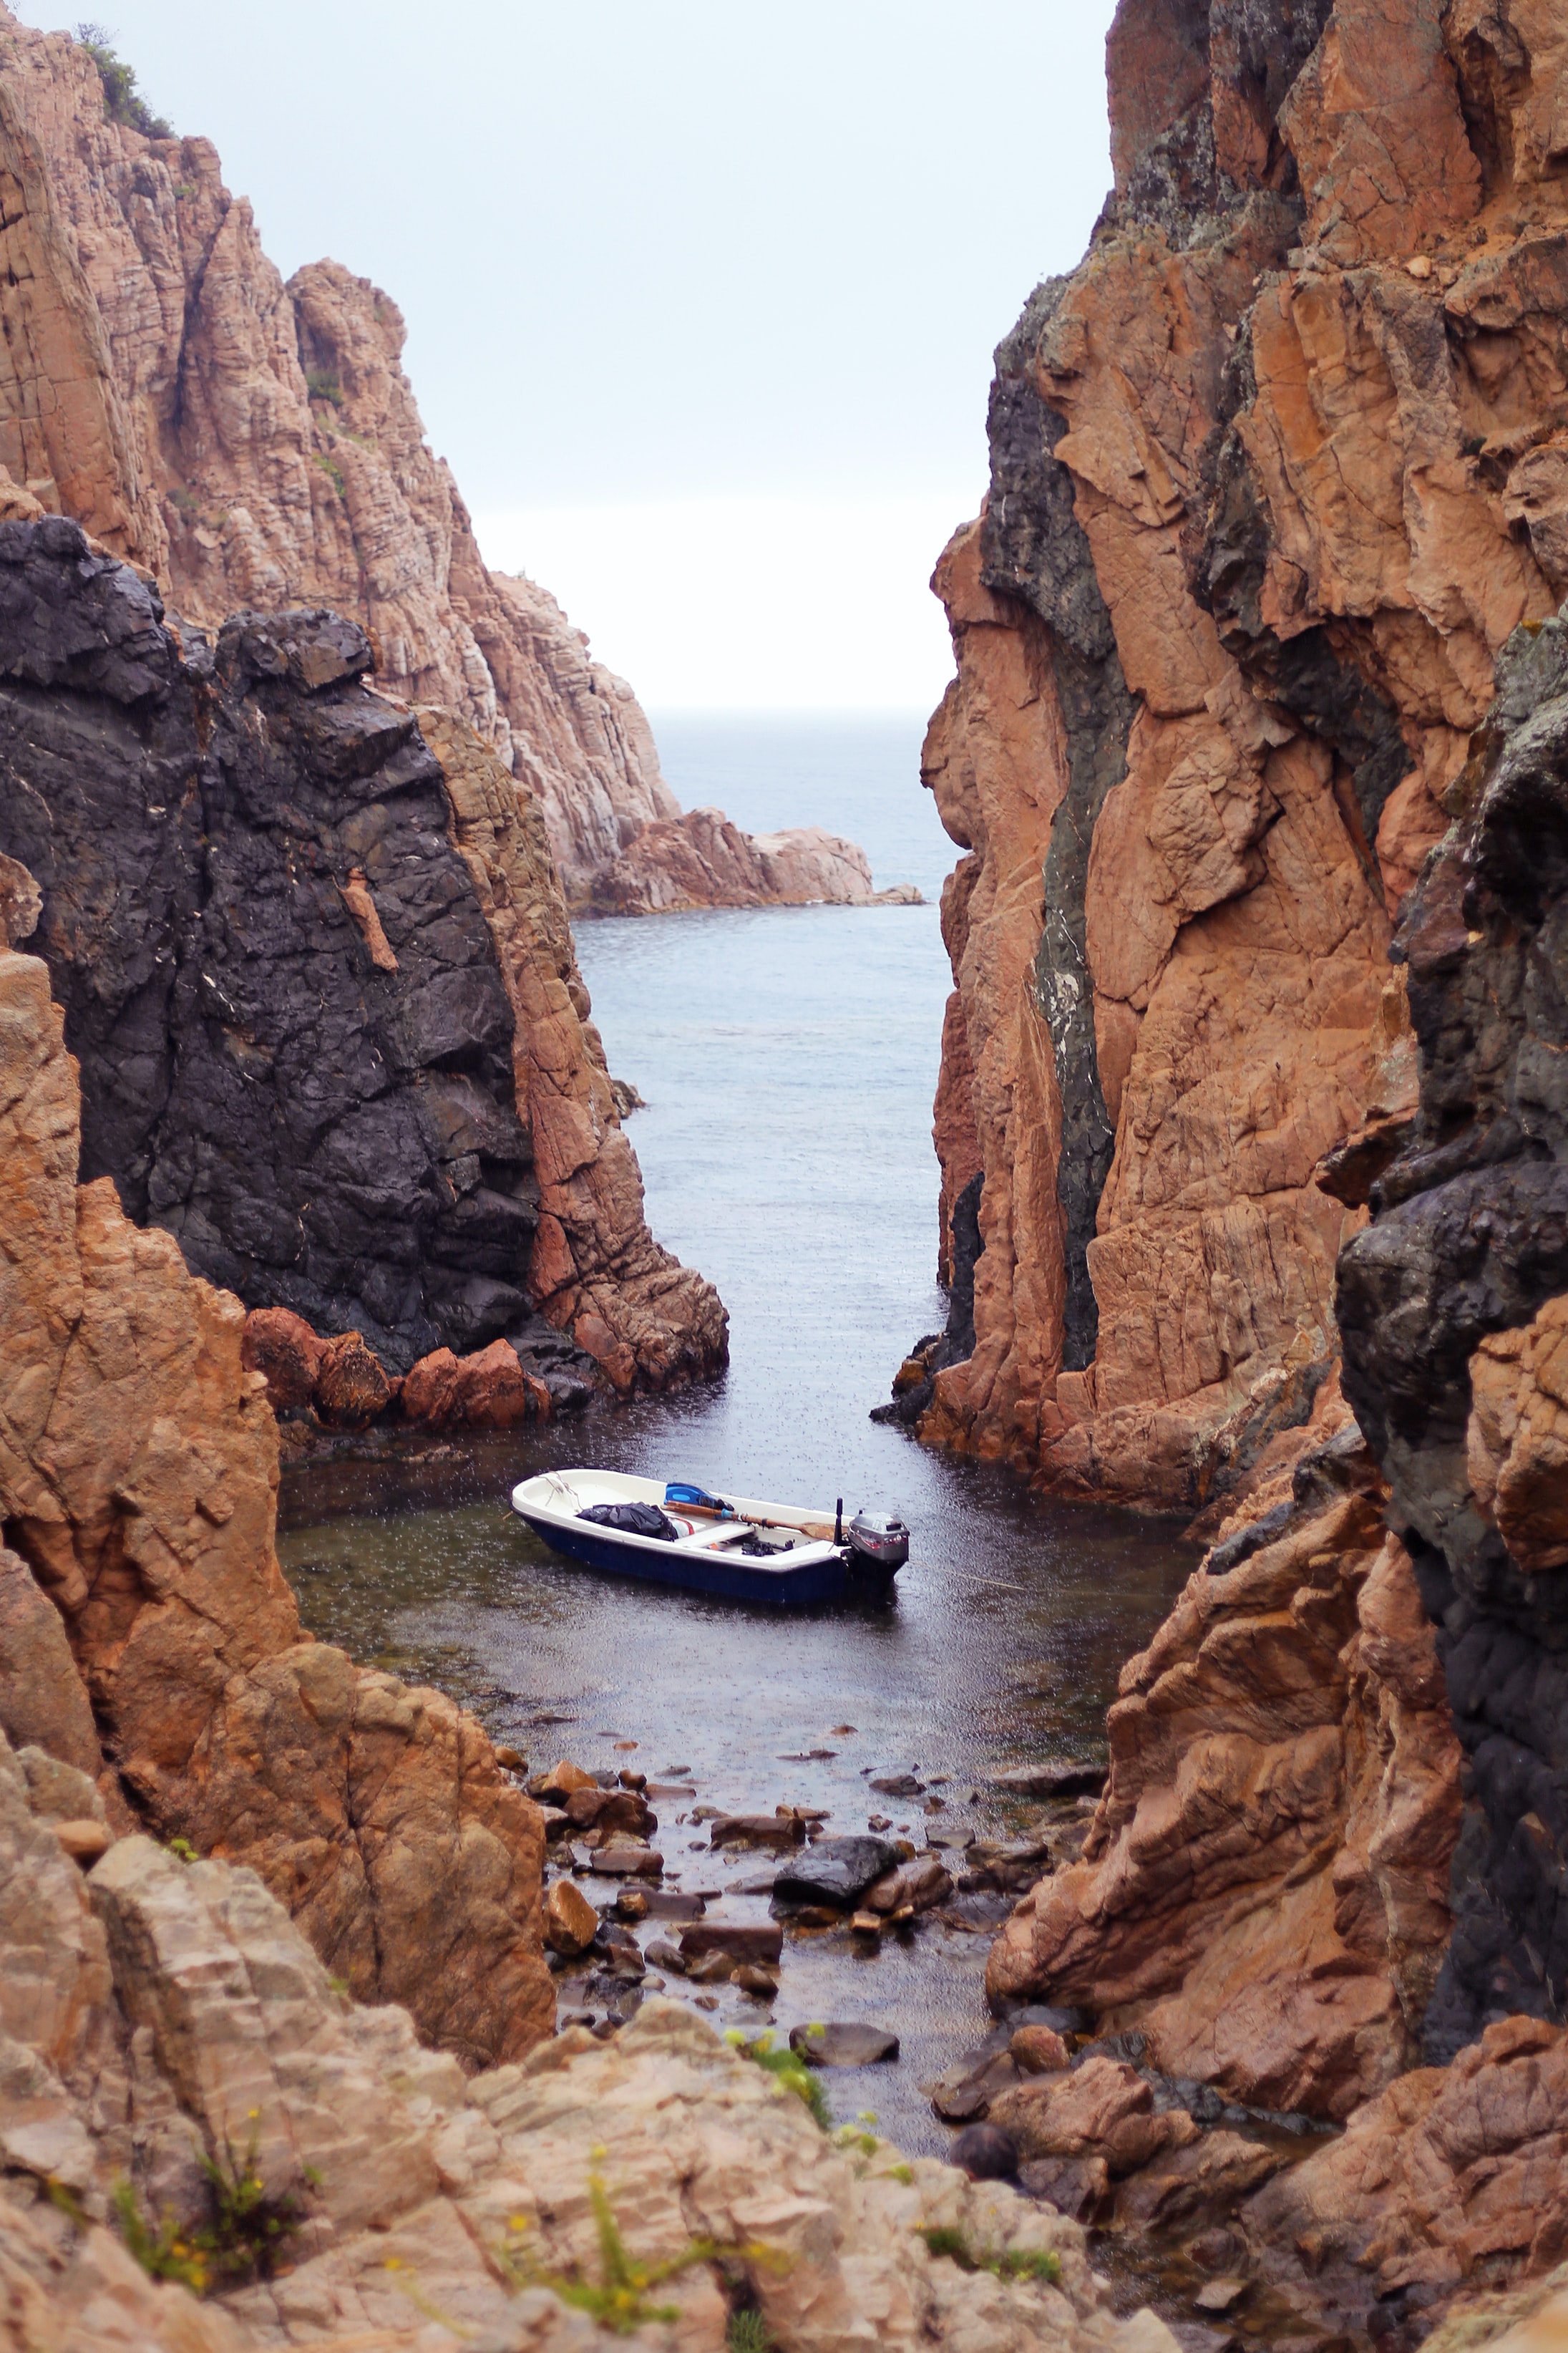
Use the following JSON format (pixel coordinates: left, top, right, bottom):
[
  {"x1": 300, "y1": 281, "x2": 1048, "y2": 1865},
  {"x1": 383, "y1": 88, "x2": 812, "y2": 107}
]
[{"x1": 790, "y1": 2022, "x2": 901, "y2": 2068}]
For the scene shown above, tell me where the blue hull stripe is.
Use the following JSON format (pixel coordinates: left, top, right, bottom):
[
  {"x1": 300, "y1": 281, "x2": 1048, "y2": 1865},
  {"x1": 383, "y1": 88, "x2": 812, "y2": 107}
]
[{"x1": 515, "y1": 1513, "x2": 895, "y2": 1609}]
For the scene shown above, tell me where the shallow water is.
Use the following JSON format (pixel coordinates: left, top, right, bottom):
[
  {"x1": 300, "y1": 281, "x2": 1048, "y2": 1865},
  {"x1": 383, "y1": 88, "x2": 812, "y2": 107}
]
[{"x1": 279, "y1": 716, "x2": 1197, "y2": 2154}]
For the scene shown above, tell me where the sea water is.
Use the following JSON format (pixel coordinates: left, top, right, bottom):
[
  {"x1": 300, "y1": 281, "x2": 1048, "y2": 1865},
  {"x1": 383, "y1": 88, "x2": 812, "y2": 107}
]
[{"x1": 279, "y1": 714, "x2": 1195, "y2": 2151}]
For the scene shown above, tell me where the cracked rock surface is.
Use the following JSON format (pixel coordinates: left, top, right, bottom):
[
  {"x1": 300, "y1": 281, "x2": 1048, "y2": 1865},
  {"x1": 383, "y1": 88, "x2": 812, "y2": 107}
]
[{"x1": 0, "y1": 520, "x2": 726, "y2": 1389}]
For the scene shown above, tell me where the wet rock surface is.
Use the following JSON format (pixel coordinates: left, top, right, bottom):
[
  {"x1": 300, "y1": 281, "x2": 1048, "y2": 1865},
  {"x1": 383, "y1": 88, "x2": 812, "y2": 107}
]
[
  {"x1": 789, "y1": 2021, "x2": 900, "y2": 2067},
  {"x1": 772, "y1": 1835, "x2": 904, "y2": 1908}
]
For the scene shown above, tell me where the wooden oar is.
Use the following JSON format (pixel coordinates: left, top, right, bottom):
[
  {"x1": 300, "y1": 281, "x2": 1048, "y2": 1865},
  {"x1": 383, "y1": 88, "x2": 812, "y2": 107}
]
[{"x1": 673, "y1": 1497, "x2": 835, "y2": 1540}]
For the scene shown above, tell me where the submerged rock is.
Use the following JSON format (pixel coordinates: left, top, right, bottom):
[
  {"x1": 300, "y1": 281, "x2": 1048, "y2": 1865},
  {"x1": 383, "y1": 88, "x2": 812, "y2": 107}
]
[{"x1": 952, "y1": 2123, "x2": 1020, "y2": 2182}]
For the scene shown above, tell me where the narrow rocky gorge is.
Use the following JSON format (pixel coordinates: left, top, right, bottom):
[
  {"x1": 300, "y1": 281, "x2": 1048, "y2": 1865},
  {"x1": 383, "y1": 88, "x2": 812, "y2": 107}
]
[
  {"x1": 0, "y1": 865, "x2": 1177, "y2": 2349},
  {"x1": 6, "y1": 1, "x2": 1568, "y2": 2346},
  {"x1": 0, "y1": 6, "x2": 905, "y2": 918}
]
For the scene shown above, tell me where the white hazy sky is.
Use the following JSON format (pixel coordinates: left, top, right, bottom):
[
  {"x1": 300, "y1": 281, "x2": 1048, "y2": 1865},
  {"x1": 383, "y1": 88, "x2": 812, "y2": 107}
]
[{"x1": 24, "y1": 2, "x2": 1119, "y2": 708}]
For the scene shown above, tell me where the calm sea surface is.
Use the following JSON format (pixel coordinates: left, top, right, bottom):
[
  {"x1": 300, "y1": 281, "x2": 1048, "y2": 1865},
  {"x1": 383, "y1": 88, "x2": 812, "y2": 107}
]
[{"x1": 279, "y1": 714, "x2": 1196, "y2": 2153}]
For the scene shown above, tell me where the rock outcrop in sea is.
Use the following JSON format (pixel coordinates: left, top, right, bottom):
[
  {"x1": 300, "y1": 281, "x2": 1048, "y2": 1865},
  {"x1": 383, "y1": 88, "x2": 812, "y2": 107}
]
[
  {"x1": 0, "y1": 7, "x2": 903, "y2": 918},
  {"x1": 896, "y1": 0, "x2": 1568, "y2": 1521}
]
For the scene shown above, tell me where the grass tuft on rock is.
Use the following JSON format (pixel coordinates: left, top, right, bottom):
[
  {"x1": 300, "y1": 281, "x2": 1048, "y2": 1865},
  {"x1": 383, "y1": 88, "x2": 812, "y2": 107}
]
[
  {"x1": 112, "y1": 2119, "x2": 310, "y2": 2296},
  {"x1": 919, "y1": 2225, "x2": 1061, "y2": 2285},
  {"x1": 499, "y1": 2176, "x2": 784, "y2": 2337},
  {"x1": 726, "y1": 2029, "x2": 831, "y2": 2130}
]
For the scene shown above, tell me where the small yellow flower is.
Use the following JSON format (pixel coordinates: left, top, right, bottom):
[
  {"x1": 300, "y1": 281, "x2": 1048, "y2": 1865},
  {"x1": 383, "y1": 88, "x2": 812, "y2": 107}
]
[{"x1": 384, "y1": 2255, "x2": 404, "y2": 2271}]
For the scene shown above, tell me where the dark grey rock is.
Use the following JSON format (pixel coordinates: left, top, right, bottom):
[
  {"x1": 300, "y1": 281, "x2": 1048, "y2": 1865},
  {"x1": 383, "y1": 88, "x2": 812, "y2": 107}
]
[
  {"x1": 950, "y1": 2122, "x2": 1018, "y2": 2180},
  {"x1": 0, "y1": 526, "x2": 560, "y2": 1375},
  {"x1": 983, "y1": 344, "x2": 1131, "y2": 1372},
  {"x1": 1328, "y1": 634, "x2": 1568, "y2": 2052},
  {"x1": 637, "y1": 1889, "x2": 706, "y2": 1921},
  {"x1": 1203, "y1": 1503, "x2": 1294, "y2": 1579},
  {"x1": 986, "y1": 1760, "x2": 1106, "y2": 1799},
  {"x1": 771, "y1": 1835, "x2": 902, "y2": 1908},
  {"x1": 789, "y1": 2022, "x2": 899, "y2": 2068}
]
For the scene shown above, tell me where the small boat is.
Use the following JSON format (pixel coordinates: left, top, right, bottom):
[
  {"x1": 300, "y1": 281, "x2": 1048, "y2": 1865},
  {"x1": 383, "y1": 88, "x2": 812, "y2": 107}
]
[{"x1": 509, "y1": 1468, "x2": 909, "y2": 1606}]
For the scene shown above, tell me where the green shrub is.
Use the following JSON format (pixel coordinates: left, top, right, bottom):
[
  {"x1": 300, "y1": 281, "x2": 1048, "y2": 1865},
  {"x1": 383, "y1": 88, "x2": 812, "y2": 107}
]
[
  {"x1": 312, "y1": 452, "x2": 346, "y2": 498},
  {"x1": 500, "y1": 2176, "x2": 781, "y2": 2338},
  {"x1": 75, "y1": 24, "x2": 171, "y2": 137},
  {"x1": 112, "y1": 2179, "x2": 209, "y2": 2294},
  {"x1": 305, "y1": 367, "x2": 344, "y2": 409},
  {"x1": 727, "y1": 2313, "x2": 772, "y2": 2352},
  {"x1": 919, "y1": 2226, "x2": 1061, "y2": 2286},
  {"x1": 113, "y1": 2118, "x2": 311, "y2": 2296},
  {"x1": 725, "y1": 2029, "x2": 830, "y2": 2131}
]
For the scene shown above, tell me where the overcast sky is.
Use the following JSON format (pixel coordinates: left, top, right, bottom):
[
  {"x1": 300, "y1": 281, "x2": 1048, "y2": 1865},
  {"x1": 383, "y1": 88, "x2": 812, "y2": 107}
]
[{"x1": 24, "y1": 2, "x2": 1118, "y2": 708}]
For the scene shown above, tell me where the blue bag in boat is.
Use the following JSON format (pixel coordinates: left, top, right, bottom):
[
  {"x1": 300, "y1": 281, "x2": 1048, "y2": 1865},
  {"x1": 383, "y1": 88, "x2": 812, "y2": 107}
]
[
  {"x1": 664, "y1": 1483, "x2": 736, "y2": 1519},
  {"x1": 578, "y1": 1502, "x2": 679, "y2": 1541}
]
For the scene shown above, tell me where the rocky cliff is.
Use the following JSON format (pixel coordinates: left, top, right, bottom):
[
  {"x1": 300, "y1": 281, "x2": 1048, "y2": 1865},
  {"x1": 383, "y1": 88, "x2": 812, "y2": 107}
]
[
  {"x1": 901, "y1": 0, "x2": 1567, "y2": 1518},
  {"x1": 0, "y1": 933, "x2": 553, "y2": 2065},
  {"x1": 892, "y1": 2, "x2": 1568, "y2": 2338},
  {"x1": 0, "y1": 518, "x2": 726, "y2": 1394},
  {"x1": 0, "y1": 9, "x2": 897, "y2": 918},
  {"x1": 976, "y1": 643, "x2": 1568, "y2": 2326}
]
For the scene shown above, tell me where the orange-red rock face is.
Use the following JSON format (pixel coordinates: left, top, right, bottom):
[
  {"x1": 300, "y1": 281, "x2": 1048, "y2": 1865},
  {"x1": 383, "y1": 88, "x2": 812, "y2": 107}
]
[
  {"x1": 913, "y1": 0, "x2": 1567, "y2": 1515},
  {"x1": 987, "y1": 1495, "x2": 1461, "y2": 2122},
  {"x1": 418, "y1": 705, "x2": 729, "y2": 1385},
  {"x1": 0, "y1": 946, "x2": 552, "y2": 2068},
  {"x1": 1244, "y1": 2015, "x2": 1568, "y2": 2337}
]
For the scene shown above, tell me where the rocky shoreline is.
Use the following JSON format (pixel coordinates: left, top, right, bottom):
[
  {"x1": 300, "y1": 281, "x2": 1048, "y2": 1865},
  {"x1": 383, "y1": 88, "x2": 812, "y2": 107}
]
[{"x1": 3, "y1": 0, "x2": 1568, "y2": 2347}]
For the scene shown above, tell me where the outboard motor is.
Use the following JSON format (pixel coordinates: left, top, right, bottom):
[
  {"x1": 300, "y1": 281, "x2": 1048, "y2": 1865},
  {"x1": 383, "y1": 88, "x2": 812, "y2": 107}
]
[{"x1": 845, "y1": 1508, "x2": 910, "y2": 1573}]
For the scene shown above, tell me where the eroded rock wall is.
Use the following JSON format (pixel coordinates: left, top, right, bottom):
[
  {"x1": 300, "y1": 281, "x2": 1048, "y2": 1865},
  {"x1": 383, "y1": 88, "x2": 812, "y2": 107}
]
[
  {"x1": 0, "y1": 8, "x2": 892, "y2": 917},
  {"x1": 981, "y1": 605, "x2": 1568, "y2": 2334},
  {"x1": 0, "y1": 518, "x2": 725, "y2": 1389},
  {"x1": 1336, "y1": 611, "x2": 1568, "y2": 2059},
  {"x1": 0, "y1": 941, "x2": 553, "y2": 2065},
  {"x1": 910, "y1": 0, "x2": 1567, "y2": 1515},
  {"x1": 988, "y1": 1488, "x2": 1463, "y2": 2121}
]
